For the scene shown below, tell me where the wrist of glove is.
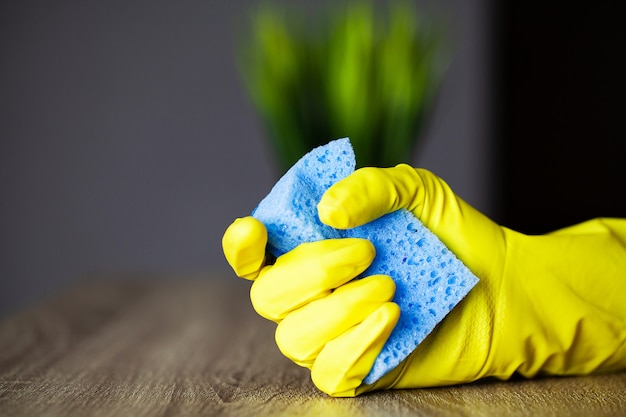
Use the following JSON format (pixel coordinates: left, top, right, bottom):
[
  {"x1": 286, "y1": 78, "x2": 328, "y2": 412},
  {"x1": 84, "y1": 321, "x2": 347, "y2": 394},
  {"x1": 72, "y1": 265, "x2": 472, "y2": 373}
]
[{"x1": 223, "y1": 165, "x2": 626, "y2": 396}]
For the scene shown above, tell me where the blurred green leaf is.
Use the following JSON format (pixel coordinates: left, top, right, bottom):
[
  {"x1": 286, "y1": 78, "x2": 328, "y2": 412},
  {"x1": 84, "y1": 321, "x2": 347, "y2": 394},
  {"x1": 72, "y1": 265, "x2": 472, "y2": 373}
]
[{"x1": 237, "y1": 1, "x2": 447, "y2": 173}]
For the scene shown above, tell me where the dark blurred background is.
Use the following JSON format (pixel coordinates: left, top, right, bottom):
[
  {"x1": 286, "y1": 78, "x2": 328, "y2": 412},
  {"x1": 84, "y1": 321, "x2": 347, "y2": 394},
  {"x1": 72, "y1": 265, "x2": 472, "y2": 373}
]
[
  {"x1": 496, "y1": 2, "x2": 626, "y2": 235},
  {"x1": 1, "y1": 0, "x2": 624, "y2": 316}
]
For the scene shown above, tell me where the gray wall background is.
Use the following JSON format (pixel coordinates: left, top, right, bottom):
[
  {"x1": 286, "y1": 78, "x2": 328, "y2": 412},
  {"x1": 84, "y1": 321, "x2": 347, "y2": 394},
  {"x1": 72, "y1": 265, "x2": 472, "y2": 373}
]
[{"x1": 0, "y1": 0, "x2": 494, "y2": 316}]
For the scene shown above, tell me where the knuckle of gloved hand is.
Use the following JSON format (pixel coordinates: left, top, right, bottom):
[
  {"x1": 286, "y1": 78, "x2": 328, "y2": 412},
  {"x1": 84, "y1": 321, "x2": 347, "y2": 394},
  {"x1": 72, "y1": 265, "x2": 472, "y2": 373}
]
[{"x1": 413, "y1": 167, "x2": 438, "y2": 189}]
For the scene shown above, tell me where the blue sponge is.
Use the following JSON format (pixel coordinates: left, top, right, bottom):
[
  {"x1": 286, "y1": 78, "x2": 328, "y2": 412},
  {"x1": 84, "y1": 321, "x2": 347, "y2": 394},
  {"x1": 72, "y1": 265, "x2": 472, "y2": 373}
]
[{"x1": 252, "y1": 138, "x2": 478, "y2": 384}]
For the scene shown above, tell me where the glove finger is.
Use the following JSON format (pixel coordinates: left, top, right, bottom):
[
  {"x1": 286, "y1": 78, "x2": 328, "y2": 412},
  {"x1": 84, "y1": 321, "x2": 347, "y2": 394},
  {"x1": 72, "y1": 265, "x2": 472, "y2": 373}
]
[
  {"x1": 222, "y1": 216, "x2": 268, "y2": 280},
  {"x1": 275, "y1": 275, "x2": 395, "y2": 367},
  {"x1": 250, "y1": 238, "x2": 375, "y2": 322},
  {"x1": 317, "y1": 165, "x2": 505, "y2": 279},
  {"x1": 318, "y1": 165, "x2": 420, "y2": 229},
  {"x1": 310, "y1": 302, "x2": 400, "y2": 397}
]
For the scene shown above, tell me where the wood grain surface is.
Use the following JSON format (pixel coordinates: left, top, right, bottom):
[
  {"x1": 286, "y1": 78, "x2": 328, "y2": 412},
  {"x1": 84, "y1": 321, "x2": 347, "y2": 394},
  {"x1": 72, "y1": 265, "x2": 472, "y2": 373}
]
[{"x1": 1, "y1": 277, "x2": 625, "y2": 417}]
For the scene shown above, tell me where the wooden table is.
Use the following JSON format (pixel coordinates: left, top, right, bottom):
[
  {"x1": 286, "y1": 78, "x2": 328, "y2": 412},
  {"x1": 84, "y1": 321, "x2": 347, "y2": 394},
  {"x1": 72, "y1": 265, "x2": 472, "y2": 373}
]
[{"x1": 1, "y1": 277, "x2": 624, "y2": 416}]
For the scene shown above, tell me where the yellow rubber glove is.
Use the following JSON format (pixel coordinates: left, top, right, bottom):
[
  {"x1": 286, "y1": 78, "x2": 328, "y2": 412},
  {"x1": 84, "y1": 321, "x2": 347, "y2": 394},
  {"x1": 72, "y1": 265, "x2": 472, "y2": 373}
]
[
  {"x1": 223, "y1": 164, "x2": 626, "y2": 397},
  {"x1": 223, "y1": 218, "x2": 400, "y2": 395}
]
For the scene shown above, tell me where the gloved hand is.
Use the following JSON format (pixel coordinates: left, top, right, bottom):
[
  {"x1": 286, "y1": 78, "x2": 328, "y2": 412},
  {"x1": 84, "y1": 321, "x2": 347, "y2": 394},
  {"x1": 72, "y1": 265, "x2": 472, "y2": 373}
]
[
  {"x1": 222, "y1": 221, "x2": 400, "y2": 395},
  {"x1": 222, "y1": 164, "x2": 626, "y2": 397}
]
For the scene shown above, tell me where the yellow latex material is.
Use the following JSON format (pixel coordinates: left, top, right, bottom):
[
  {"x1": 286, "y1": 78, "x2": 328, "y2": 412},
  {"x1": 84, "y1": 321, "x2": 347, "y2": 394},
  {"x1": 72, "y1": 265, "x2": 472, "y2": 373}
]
[
  {"x1": 222, "y1": 222, "x2": 400, "y2": 396},
  {"x1": 222, "y1": 217, "x2": 267, "y2": 280},
  {"x1": 222, "y1": 164, "x2": 626, "y2": 397}
]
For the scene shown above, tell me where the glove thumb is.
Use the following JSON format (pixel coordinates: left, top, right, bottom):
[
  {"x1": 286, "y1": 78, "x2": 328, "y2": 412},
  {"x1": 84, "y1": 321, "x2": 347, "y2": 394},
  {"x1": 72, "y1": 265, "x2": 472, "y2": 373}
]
[{"x1": 317, "y1": 164, "x2": 506, "y2": 280}]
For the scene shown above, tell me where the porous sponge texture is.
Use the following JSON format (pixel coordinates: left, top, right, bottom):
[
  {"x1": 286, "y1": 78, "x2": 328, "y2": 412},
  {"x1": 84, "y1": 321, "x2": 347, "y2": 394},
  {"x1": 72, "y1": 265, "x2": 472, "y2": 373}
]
[
  {"x1": 252, "y1": 138, "x2": 353, "y2": 256},
  {"x1": 343, "y1": 210, "x2": 478, "y2": 383},
  {"x1": 252, "y1": 138, "x2": 479, "y2": 384}
]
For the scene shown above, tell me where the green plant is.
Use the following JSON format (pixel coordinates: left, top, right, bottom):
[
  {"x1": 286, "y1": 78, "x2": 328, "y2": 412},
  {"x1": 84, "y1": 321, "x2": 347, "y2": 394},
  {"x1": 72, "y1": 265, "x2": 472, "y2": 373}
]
[{"x1": 238, "y1": 1, "x2": 446, "y2": 173}]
